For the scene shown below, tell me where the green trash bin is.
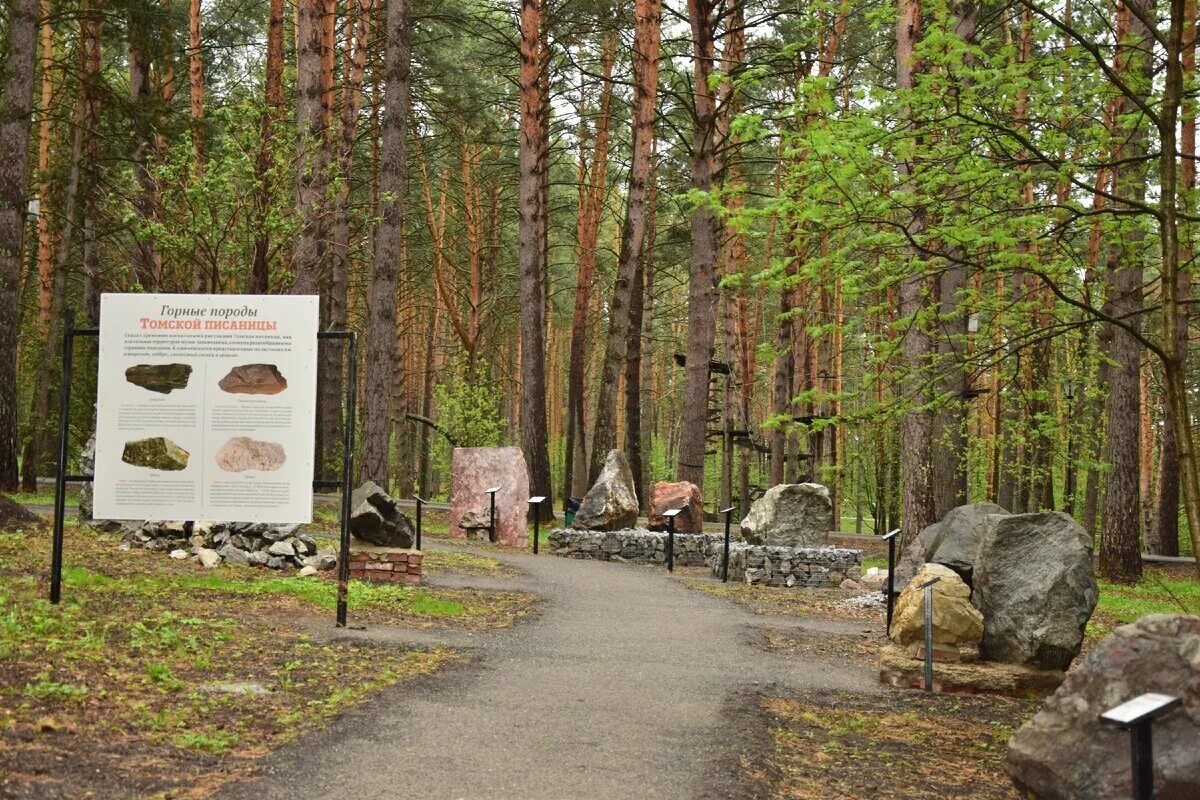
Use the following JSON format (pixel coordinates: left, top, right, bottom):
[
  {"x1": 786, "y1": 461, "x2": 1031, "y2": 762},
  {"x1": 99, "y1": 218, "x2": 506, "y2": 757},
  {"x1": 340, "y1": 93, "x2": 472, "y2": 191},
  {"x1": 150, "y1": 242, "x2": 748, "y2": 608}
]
[{"x1": 564, "y1": 497, "x2": 582, "y2": 526}]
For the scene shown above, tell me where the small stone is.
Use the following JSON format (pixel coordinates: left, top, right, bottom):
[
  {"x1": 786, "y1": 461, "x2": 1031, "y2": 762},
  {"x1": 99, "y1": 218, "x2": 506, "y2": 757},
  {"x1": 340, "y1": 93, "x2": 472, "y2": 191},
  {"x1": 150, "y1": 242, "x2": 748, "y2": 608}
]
[
  {"x1": 268, "y1": 541, "x2": 296, "y2": 557},
  {"x1": 247, "y1": 550, "x2": 269, "y2": 567},
  {"x1": 196, "y1": 548, "x2": 221, "y2": 569},
  {"x1": 219, "y1": 545, "x2": 250, "y2": 565},
  {"x1": 169, "y1": 549, "x2": 188, "y2": 559},
  {"x1": 297, "y1": 565, "x2": 318, "y2": 577},
  {"x1": 266, "y1": 556, "x2": 286, "y2": 569}
]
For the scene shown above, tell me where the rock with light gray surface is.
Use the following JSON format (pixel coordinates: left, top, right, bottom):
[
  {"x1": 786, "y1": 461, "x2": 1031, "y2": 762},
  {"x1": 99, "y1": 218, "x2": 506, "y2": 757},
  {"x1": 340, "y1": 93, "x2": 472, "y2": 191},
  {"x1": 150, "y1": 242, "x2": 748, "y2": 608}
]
[
  {"x1": 894, "y1": 502, "x2": 1010, "y2": 591},
  {"x1": 572, "y1": 450, "x2": 639, "y2": 531},
  {"x1": 974, "y1": 511, "x2": 1098, "y2": 669},
  {"x1": 739, "y1": 483, "x2": 832, "y2": 547}
]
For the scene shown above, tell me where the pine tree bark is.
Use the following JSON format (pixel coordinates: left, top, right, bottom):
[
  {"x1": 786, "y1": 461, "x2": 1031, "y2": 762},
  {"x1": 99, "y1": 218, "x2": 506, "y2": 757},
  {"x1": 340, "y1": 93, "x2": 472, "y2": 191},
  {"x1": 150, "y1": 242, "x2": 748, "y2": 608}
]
[
  {"x1": 896, "y1": 0, "x2": 935, "y2": 547},
  {"x1": 677, "y1": 0, "x2": 722, "y2": 490},
  {"x1": 0, "y1": 0, "x2": 39, "y2": 492},
  {"x1": 359, "y1": 0, "x2": 411, "y2": 487},
  {"x1": 35, "y1": 0, "x2": 52, "y2": 323},
  {"x1": 1100, "y1": 0, "x2": 1150, "y2": 583},
  {"x1": 590, "y1": 0, "x2": 661, "y2": 482},
  {"x1": 1153, "y1": 0, "x2": 1195, "y2": 557},
  {"x1": 80, "y1": 0, "x2": 100, "y2": 323},
  {"x1": 250, "y1": 0, "x2": 285, "y2": 293},
  {"x1": 519, "y1": 0, "x2": 554, "y2": 512},
  {"x1": 129, "y1": 2, "x2": 160, "y2": 291}
]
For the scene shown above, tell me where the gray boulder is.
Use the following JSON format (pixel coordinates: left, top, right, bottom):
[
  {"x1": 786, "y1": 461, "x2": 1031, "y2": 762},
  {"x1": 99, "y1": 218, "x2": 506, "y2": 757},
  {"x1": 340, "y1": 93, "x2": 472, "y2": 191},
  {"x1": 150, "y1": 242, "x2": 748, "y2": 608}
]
[
  {"x1": 572, "y1": 450, "x2": 639, "y2": 531},
  {"x1": 739, "y1": 483, "x2": 831, "y2": 547},
  {"x1": 1007, "y1": 614, "x2": 1200, "y2": 799},
  {"x1": 459, "y1": 508, "x2": 492, "y2": 530},
  {"x1": 348, "y1": 481, "x2": 415, "y2": 548},
  {"x1": 975, "y1": 511, "x2": 1098, "y2": 669},
  {"x1": 895, "y1": 502, "x2": 1009, "y2": 591}
]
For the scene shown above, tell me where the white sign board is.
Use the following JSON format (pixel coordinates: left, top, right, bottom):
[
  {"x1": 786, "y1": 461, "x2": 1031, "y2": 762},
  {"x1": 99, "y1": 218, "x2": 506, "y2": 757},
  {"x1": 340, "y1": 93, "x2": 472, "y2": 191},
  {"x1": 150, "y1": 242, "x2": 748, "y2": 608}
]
[{"x1": 93, "y1": 294, "x2": 319, "y2": 523}]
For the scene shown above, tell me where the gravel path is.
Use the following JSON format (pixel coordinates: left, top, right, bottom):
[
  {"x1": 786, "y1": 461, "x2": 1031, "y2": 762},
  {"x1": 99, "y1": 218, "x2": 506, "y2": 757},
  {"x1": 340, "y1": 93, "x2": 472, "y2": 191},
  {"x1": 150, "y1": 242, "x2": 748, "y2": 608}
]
[{"x1": 219, "y1": 545, "x2": 884, "y2": 799}]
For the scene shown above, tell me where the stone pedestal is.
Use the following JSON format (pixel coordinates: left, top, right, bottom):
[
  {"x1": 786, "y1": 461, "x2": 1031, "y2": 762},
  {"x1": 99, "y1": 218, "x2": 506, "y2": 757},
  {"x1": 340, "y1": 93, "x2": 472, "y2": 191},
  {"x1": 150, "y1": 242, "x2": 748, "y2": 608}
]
[
  {"x1": 449, "y1": 447, "x2": 530, "y2": 547},
  {"x1": 347, "y1": 546, "x2": 422, "y2": 584}
]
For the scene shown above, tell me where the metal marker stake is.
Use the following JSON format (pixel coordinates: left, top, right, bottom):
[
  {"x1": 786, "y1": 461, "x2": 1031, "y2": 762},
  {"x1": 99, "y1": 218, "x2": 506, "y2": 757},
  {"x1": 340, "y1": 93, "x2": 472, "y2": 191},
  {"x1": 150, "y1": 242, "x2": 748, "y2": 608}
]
[
  {"x1": 720, "y1": 506, "x2": 735, "y2": 582},
  {"x1": 528, "y1": 496, "x2": 546, "y2": 554},
  {"x1": 413, "y1": 495, "x2": 424, "y2": 550},
  {"x1": 663, "y1": 508, "x2": 682, "y2": 572},
  {"x1": 917, "y1": 575, "x2": 942, "y2": 692},
  {"x1": 486, "y1": 486, "x2": 501, "y2": 544},
  {"x1": 1101, "y1": 693, "x2": 1183, "y2": 800},
  {"x1": 882, "y1": 528, "x2": 900, "y2": 636}
]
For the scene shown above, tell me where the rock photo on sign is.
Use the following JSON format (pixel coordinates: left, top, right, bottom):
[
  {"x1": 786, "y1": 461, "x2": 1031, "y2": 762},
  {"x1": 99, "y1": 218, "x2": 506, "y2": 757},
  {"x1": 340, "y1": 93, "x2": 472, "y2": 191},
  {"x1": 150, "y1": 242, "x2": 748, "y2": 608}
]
[
  {"x1": 122, "y1": 436, "x2": 190, "y2": 471},
  {"x1": 218, "y1": 363, "x2": 288, "y2": 395},
  {"x1": 215, "y1": 437, "x2": 286, "y2": 472},
  {"x1": 124, "y1": 363, "x2": 193, "y2": 394}
]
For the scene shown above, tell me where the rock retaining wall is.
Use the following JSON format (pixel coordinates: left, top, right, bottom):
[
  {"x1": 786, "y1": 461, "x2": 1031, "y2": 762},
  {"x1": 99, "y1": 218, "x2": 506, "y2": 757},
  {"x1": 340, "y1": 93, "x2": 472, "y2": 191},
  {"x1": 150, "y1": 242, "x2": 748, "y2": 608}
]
[
  {"x1": 548, "y1": 528, "x2": 723, "y2": 567},
  {"x1": 548, "y1": 528, "x2": 861, "y2": 588},
  {"x1": 715, "y1": 544, "x2": 862, "y2": 588}
]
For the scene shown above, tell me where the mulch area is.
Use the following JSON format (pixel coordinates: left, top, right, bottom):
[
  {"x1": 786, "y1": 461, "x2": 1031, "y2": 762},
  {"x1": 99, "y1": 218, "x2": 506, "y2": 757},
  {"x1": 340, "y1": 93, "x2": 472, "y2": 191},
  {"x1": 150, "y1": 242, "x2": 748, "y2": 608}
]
[{"x1": 743, "y1": 688, "x2": 1039, "y2": 800}]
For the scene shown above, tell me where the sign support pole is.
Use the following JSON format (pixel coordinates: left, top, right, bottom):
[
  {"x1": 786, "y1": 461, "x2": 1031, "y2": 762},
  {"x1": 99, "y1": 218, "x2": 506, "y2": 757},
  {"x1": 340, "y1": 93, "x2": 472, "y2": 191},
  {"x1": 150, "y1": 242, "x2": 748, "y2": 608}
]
[{"x1": 50, "y1": 310, "x2": 76, "y2": 604}]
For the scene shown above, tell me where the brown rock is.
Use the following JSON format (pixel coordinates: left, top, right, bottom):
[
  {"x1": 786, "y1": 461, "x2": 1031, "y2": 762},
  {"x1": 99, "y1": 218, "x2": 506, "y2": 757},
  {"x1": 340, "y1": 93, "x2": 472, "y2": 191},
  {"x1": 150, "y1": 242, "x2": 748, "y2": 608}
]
[
  {"x1": 890, "y1": 563, "x2": 983, "y2": 652},
  {"x1": 215, "y1": 437, "x2": 286, "y2": 472},
  {"x1": 218, "y1": 364, "x2": 288, "y2": 395},
  {"x1": 647, "y1": 481, "x2": 703, "y2": 533},
  {"x1": 449, "y1": 447, "x2": 530, "y2": 547},
  {"x1": 878, "y1": 644, "x2": 1063, "y2": 696}
]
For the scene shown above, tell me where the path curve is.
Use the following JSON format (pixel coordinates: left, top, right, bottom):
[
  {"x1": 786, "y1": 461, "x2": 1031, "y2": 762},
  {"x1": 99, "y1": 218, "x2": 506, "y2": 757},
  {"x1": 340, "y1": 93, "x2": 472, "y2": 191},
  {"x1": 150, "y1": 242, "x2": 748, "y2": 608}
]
[{"x1": 218, "y1": 544, "x2": 881, "y2": 800}]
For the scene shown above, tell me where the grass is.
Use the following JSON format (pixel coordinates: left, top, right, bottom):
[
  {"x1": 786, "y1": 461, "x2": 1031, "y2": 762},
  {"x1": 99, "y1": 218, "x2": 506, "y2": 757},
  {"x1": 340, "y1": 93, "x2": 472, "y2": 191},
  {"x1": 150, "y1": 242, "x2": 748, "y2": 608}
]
[
  {"x1": 0, "y1": 521, "x2": 537, "y2": 798},
  {"x1": 1089, "y1": 568, "x2": 1200, "y2": 638}
]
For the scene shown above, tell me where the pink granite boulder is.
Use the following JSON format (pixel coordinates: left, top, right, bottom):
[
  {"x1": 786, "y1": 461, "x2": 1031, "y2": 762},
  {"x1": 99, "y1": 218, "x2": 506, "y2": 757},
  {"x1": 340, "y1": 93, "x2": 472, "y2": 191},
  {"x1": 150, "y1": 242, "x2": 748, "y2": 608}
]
[
  {"x1": 449, "y1": 447, "x2": 530, "y2": 547},
  {"x1": 647, "y1": 481, "x2": 704, "y2": 533}
]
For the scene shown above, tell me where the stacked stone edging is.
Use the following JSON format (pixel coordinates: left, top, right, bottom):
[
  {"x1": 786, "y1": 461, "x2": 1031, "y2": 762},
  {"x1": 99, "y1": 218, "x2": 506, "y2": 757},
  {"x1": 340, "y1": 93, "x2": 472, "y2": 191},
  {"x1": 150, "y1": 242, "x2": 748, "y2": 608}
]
[
  {"x1": 547, "y1": 527, "x2": 861, "y2": 588},
  {"x1": 547, "y1": 528, "x2": 723, "y2": 567},
  {"x1": 714, "y1": 543, "x2": 862, "y2": 588}
]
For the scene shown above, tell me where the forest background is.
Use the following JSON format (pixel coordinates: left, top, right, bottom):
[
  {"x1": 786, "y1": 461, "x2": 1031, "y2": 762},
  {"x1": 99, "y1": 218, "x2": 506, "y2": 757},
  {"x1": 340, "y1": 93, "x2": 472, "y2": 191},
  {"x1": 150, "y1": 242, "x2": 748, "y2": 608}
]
[{"x1": 0, "y1": 0, "x2": 1195, "y2": 584}]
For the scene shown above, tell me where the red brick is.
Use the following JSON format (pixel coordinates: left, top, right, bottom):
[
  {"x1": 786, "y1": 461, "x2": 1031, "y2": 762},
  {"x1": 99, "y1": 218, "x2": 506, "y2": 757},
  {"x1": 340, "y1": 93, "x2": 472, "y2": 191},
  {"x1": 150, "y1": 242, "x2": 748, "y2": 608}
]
[{"x1": 408, "y1": 553, "x2": 422, "y2": 565}]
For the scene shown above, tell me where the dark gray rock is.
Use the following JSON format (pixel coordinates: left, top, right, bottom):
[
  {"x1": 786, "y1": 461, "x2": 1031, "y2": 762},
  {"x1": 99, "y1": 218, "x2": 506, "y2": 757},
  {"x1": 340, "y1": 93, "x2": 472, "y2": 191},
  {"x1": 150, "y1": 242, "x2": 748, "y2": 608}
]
[
  {"x1": 219, "y1": 545, "x2": 250, "y2": 565},
  {"x1": 125, "y1": 363, "x2": 192, "y2": 394},
  {"x1": 739, "y1": 483, "x2": 832, "y2": 547},
  {"x1": 975, "y1": 511, "x2": 1098, "y2": 669},
  {"x1": 1007, "y1": 614, "x2": 1200, "y2": 799},
  {"x1": 894, "y1": 502, "x2": 1010, "y2": 591},
  {"x1": 572, "y1": 450, "x2": 639, "y2": 531},
  {"x1": 348, "y1": 481, "x2": 415, "y2": 548}
]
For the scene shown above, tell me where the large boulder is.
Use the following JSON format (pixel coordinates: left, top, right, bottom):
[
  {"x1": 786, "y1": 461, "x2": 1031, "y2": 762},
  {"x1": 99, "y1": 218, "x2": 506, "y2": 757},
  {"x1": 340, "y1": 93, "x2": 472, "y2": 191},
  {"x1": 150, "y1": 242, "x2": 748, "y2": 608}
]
[
  {"x1": 449, "y1": 447, "x2": 530, "y2": 547},
  {"x1": 739, "y1": 483, "x2": 831, "y2": 547},
  {"x1": 647, "y1": 481, "x2": 703, "y2": 533},
  {"x1": 572, "y1": 450, "x2": 639, "y2": 531},
  {"x1": 975, "y1": 511, "x2": 1098, "y2": 669},
  {"x1": 348, "y1": 481, "x2": 415, "y2": 548},
  {"x1": 890, "y1": 563, "x2": 983, "y2": 652},
  {"x1": 894, "y1": 502, "x2": 1009, "y2": 591},
  {"x1": 1007, "y1": 614, "x2": 1200, "y2": 799}
]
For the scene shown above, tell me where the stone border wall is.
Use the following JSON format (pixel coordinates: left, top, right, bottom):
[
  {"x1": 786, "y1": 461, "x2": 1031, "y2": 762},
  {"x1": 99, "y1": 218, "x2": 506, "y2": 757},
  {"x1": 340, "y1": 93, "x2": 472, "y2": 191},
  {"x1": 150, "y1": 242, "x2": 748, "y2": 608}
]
[
  {"x1": 348, "y1": 548, "x2": 422, "y2": 584},
  {"x1": 547, "y1": 528, "x2": 861, "y2": 589},
  {"x1": 547, "y1": 528, "x2": 723, "y2": 567},
  {"x1": 716, "y1": 544, "x2": 861, "y2": 588}
]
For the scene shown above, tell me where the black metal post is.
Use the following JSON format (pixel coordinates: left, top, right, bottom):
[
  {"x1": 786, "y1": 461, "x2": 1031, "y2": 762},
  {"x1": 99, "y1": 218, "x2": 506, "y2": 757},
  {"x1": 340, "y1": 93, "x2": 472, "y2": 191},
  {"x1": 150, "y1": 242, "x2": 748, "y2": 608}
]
[
  {"x1": 488, "y1": 489, "x2": 498, "y2": 543},
  {"x1": 528, "y1": 497, "x2": 546, "y2": 554},
  {"x1": 917, "y1": 575, "x2": 941, "y2": 692},
  {"x1": 414, "y1": 495, "x2": 424, "y2": 550},
  {"x1": 50, "y1": 310, "x2": 76, "y2": 604},
  {"x1": 667, "y1": 513, "x2": 676, "y2": 572},
  {"x1": 721, "y1": 506, "x2": 734, "y2": 582},
  {"x1": 883, "y1": 528, "x2": 899, "y2": 636},
  {"x1": 1130, "y1": 722, "x2": 1154, "y2": 800},
  {"x1": 335, "y1": 332, "x2": 358, "y2": 628}
]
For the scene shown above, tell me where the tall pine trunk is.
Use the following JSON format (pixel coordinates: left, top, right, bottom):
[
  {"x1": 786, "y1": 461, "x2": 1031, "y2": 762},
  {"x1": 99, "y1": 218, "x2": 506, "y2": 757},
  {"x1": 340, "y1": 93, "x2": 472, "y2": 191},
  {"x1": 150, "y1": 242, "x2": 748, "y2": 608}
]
[
  {"x1": 0, "y1": 0, "x2": 40, "y2": 492},
  {"x1": 589, "y1": 0, "x2": 661, "y2": 482},
  {"x1": 359, "y1": 0, "x2": 411, "y2": 487},
  {"x1": 677, "y1": 0, "x2": 722, "y2": 491},
  {"x1": 519, "y1": 0, "x2": 554, "y2": 513}
]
